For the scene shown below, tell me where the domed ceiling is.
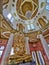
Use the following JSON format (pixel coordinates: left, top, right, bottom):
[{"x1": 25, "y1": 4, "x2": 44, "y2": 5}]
[
  {"x1": 3, "y1": 0, "x2": 49, "y2": 32},
  {"x1": 16, "y1": 0, "x2": 38, "y2": 20}
]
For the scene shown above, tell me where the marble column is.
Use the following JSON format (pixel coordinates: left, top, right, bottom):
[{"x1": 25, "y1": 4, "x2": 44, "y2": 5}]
[
  {"x1": 38, "y1": 34, "x2": 49, "y2": 60},
  {"x1": 1, "y1": 33, "x2": 14, "y2": 65},
  {"x1": 25, "y1": 37, "x2": 30, "y2": 54}
]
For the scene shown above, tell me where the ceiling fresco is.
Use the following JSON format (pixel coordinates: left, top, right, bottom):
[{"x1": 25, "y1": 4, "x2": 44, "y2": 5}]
[{"x1": 16, "y1": 0, "x2": 38, "y2": 20}]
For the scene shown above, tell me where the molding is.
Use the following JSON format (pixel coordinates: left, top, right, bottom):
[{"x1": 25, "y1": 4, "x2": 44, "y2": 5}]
[{"x1": 3, "y1": 0, "x2": 9, "y2": 5}]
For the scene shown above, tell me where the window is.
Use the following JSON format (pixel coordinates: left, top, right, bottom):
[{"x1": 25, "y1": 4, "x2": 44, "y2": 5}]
[
  {"x1": 46, "y1": 5, "x2": 49, "y2": 10},
  {"x1": 7, "y1": 13, "x2": 12, "y2": 20},
  {"x1": 0, "y1": 46, "x2": 4, "y2": 58},
  {"x1": 7, "y1": 13, "x2": 15, "y2": 23},
  {"x1": 27, "y1": 25, "x2": 30, "y2": 30},
  {"x1": 47, "y1": 0, "x2": 49, "y2": 3},
  {"x1": 0, "y1": 51, "x2": 3, "y2": 58},
  {"x1": 0, "y1": 46, "x2": 4, "y2": 51},
  {"x1": 27, "y1": 24, "x2": 35, "y2": 30},
  {"x1": 11, "y1": 17, "x2": 14, "y2": 23},
  {"x1": 30, "y1": 24, "x2": 35, "y2": 29}
]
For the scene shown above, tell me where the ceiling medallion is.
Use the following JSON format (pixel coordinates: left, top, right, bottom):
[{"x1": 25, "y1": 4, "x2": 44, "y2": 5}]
[{"x1": 16, "y1": 0, "x2": 38, "y2": 20}]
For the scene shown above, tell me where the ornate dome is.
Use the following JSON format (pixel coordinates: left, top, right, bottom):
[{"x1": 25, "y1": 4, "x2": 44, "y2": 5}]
[
  {"x1": 3, "y1": 0, "x2": 49, "y2": 32},
  {"x1": 16, "y1": 0, "x2": 38, "y2": 20}
]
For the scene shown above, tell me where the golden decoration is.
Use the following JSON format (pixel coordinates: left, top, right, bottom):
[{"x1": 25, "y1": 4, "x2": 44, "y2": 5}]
[
  {"x1": 16, "y1": 0, "x2": 38, "y2": 20},
  {"x1": 7, "y1": 32, "x2": 32, "y2": 64}
]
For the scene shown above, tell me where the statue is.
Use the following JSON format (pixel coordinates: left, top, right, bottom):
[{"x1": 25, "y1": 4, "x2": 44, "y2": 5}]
[
  {"x1": 7, "y1": 24, "x2": 32, "y2": 65},
  {"x1": 14, "y1": 32, "x2": 26, "y2": 56}
]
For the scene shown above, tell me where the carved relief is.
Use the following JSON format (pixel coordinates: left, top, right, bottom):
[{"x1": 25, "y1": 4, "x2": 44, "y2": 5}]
[
  {"x1": 7, "y1": 32, "x2": 32, "y2": 64},
  {"x1": 14, "y1": 32, "x2": 26, "y2": 56}
]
